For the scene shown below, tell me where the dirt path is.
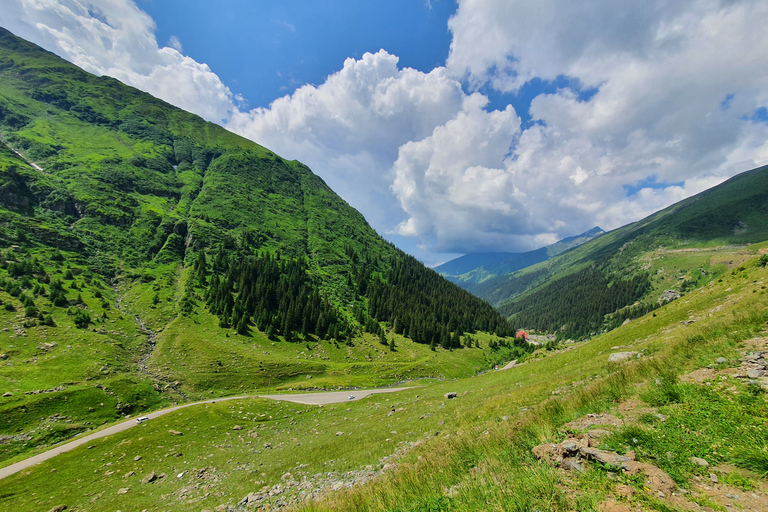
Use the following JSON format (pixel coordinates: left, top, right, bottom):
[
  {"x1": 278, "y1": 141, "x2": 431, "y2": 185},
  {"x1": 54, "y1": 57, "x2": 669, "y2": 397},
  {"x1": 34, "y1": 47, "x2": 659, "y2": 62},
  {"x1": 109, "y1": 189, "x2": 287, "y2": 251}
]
[
  {"x1": 0, "y1": 387, "x2": 414, "y2": 480},
  {"x1": 258, "y1": 386, "x2": 415, "y2": 405}
]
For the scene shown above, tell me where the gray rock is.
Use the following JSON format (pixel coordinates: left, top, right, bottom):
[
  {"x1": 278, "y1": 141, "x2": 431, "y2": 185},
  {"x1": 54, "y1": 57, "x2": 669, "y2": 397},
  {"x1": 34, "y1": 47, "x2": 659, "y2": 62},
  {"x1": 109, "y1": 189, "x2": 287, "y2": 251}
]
[
  {"x1": 141, "y1": 471, "x2": 157, "y2": 484},
  {"x1": 716, "y1": 357, "x2": 727, "y2": 364},
  {"x1": 608, "y1": 352, "x2": 637, "y2": 362},
  {"x1": 747, "y1": 369, "x2": 766, "y2": 379},
  {"x1": 117, "y1": 487, "x2": 130, "y2": 494},
  {"x1": 2, "y1": 392, "x2": 12, "y2": 397},
  {"x1": 562, "y1": 458, "x2": 584, "y2": 472},
  {"x1": 689, "y1": 456, "x2": 709, "y2": 467},
  {"x1": 47, "y1": 506, "x2": 68, "y2": 512},
  {"x1": 660, "y1": 290, "x2": 681, "y2": 302},
  {"x1": 444, "y1": 392, "x2": 458, "y2": 399},
  {"x1": 560, "y1": 441, "x2": 581, "y2": 454},
  {"x1": 232, "y1": 425, "x2": 242, "y2": 430},
  {"x1": 168, "y1": 429, "x2": 183, "y2": 436}
]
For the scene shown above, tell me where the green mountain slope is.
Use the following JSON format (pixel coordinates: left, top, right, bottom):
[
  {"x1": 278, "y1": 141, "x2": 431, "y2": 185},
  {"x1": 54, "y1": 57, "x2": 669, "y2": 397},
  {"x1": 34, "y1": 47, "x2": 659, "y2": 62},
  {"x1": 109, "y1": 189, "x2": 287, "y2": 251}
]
[
  {"x1": 435, "y1": 226, "x2": 604, "y2": 286},
  {"x1": 483, "y1": 164, "x2": 768, "y2": 339},
  {"x1": 0, "y1": 28, "x2": 515, "y2": 462}
]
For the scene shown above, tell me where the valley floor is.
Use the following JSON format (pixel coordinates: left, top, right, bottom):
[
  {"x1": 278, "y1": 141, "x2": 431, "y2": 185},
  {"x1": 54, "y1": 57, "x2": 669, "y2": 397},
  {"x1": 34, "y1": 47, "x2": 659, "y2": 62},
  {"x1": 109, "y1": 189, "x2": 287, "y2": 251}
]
[{"x1": 2, "y1": 248, "x2": 768, "y2": 511}]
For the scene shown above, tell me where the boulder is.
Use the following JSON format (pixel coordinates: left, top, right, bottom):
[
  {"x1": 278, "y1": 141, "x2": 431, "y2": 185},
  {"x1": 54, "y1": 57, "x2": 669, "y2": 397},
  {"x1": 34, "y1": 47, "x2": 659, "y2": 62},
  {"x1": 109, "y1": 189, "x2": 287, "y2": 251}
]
[
  {"x1": 689, "y1": 456, "x2": 709, "y2": 467},
  {"x1": 608, "y1": 352, "x2": 637, "y2": 362},
  {"x1": 444, "y1": 392, "x2": 458, "y2": 399},
  {"x1": 141, "y1": 471, "x2": 157, "y2": 484}
]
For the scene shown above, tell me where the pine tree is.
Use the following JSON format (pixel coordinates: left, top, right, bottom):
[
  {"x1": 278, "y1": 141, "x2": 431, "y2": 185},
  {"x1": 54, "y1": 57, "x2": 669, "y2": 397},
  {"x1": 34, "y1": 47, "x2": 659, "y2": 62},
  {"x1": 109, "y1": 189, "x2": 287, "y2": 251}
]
[{"x1": 236, "y1": 312, "x2": 249, "y2": 336}]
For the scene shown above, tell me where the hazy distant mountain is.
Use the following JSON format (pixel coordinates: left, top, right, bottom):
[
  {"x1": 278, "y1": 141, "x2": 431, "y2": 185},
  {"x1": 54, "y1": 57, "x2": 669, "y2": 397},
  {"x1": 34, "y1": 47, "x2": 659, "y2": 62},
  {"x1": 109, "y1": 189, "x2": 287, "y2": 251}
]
[{"x1": 435, "y1": 227, "x2": 604, "y2": 284}]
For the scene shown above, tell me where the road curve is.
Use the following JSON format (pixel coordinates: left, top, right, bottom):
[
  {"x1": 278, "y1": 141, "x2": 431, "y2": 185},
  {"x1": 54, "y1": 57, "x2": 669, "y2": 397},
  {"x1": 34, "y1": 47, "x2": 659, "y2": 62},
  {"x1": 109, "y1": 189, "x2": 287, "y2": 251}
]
[{"x1": 0, "y1": 387, "x2": 414, "y2": 480}]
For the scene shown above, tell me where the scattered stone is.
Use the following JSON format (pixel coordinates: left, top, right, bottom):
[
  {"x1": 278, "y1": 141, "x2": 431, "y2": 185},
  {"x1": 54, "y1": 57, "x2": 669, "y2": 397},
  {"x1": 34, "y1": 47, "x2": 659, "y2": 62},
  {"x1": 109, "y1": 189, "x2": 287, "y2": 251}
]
[
  {"x1": 335, "y1": 431, "x2": 344, "y2": 436},
  {"x1": 141, "y1": 471, "x2": 157, "y2": 484},
  {"x1": 689, "y1": 456, "x2": 709, "y2": 467},
  {"x1": 747, "y1": 369, "x2": 766, "y2": 379},
  {"x1": 710, "y1": 473, "x2": 719, "y2": 483},
  {"x1": 444, "y1": 392, "x2": 458, "y2": 399},
  {"x1": 2, "y1": 392, "x2": 12, "y2": 397},
  {"x1": 562, "y1": 458, "x2": 584, "y2": 472},
  {"x1": 608, "y1": 352, "x2": 638, "y2": 362},
  {"x1": 660, "y1": 290, "x2": 681, "y2": 302},
  {"x1": 117, "y1": 488, "x2": 130, "y2": 494},
  {"x1": 168, "y1": 429, "x2": 183, "y2": 436},
  {"x1": 716, "y1": 357, "x2": 727, "y2": 364},
  {"x1": 47, "y1": 506, "x2": 67, "y2": 512},
  {"x1": 232, "y1": 425, "x2": 242, "y2": 430},
  {"x1": 133, "y1": 455, "x2": 142, "y2": 461},
  {"x1": 123, "y1": 471, "x2": 135, "y2": 479}
]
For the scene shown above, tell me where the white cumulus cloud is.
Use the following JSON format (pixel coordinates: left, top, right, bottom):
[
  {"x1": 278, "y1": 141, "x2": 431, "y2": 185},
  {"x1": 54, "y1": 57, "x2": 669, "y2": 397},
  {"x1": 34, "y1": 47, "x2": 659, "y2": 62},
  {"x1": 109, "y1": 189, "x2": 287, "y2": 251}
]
[
  {"x1": 441, "y1": 0, "x2": 768, "y2": 241},
  {"x1": 3, "y1": 0, "x2": 237, "y2": 122},
  {"x1": 226, "y1": 50, "x2": 468, "y2": 230}
]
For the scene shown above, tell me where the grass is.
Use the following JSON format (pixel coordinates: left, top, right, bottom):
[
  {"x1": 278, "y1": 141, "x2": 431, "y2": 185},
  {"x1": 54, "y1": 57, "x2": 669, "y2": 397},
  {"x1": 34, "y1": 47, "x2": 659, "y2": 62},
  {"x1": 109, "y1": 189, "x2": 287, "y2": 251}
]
[{"x1": 1, "y1": 250, "x2": 767, "y2": 511}]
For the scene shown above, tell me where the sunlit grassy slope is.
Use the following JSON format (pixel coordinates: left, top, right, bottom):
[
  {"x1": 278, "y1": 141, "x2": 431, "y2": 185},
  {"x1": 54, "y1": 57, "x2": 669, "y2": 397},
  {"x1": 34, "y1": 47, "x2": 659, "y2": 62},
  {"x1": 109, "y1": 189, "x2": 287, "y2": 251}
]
[{"x1": 2, "y1": 244, "x2": 767, "y2": 511}]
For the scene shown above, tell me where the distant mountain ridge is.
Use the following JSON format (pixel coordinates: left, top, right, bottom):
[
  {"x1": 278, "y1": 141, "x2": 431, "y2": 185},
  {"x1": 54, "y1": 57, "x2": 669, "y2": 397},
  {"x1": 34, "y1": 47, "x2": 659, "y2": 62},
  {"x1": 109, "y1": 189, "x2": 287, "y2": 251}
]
[
  {"x1": 483, "y1": 164, "x2": 768, "y2": 340},
  {"x1": 435, "y1": 226, "x2": 604, "y2": 284}
]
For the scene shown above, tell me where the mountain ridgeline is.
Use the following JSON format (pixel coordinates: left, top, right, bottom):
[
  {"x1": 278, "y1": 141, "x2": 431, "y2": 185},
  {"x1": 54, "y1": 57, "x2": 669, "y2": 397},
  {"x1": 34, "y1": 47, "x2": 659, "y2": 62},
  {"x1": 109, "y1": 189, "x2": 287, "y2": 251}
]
[{"x1": 434, "y1": 226, "x2": 605, "y2": 287}]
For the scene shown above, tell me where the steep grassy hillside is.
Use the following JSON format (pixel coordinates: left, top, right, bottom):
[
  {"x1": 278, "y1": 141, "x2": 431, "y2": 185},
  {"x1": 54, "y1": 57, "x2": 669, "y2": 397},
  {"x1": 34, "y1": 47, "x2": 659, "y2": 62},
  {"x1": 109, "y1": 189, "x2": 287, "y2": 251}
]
[
  {"x1": 0, "y1": 27, "x2": 515, "y2": 462},
  {"x1": 472, "y1": 165, "x2": 768, "y2": 339}
]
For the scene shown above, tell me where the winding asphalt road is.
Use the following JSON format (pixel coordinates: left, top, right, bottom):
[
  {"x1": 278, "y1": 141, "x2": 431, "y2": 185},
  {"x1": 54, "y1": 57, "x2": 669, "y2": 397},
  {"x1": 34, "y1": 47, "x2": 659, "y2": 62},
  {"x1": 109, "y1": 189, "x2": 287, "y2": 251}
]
[{"x1": 0, "y1": 387, "x2": 413, "y2": 481}]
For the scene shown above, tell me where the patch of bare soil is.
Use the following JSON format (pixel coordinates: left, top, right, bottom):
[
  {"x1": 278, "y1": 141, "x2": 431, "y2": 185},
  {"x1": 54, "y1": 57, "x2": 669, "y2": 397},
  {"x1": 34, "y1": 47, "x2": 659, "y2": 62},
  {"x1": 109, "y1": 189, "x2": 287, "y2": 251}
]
[
  {"x1": 533, "y1": 342, "x2": 768, "y2": 512},
  {"x1": 562, "y1": 413, "x2": 624, "y2": 431},
  {"x1": 688, "y1": 465, "x2": 768, "y2": 512}
]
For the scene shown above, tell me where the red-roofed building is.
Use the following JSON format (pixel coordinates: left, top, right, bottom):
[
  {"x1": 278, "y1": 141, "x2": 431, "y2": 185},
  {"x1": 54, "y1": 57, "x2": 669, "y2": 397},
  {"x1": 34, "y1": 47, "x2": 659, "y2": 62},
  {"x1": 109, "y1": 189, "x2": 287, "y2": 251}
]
[{"x1": 516, "y1": 330, "x2": 529, "y2": 340}]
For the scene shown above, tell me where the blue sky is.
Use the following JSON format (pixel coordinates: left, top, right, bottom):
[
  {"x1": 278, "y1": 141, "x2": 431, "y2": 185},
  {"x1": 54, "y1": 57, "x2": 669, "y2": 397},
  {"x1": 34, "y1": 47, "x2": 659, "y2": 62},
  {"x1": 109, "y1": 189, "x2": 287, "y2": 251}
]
[
  {"x1": 138, "y1": 1, "x2": 456, "y2": 109},
  {"x1": 4, "y1": 0, "x2": 768, "y2": 265}
]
